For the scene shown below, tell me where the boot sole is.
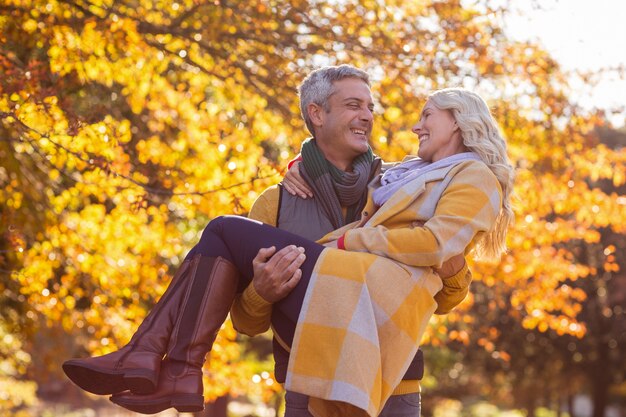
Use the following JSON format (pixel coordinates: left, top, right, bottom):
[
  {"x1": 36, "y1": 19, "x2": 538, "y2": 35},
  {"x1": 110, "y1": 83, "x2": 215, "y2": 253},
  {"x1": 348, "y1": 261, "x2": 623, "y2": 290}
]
[
  {"x1": 62, "y1": 361, "x2": 126, "y2": 395},
  {"x1": 123, "y1": 369, "x2": 158, "y2": 395},
  {"x1": 63, "y1": 361, "x2": 157, "y2": 395},
  {"x1": 110, "y1": 393, "x2": 204, "y2": 414}
]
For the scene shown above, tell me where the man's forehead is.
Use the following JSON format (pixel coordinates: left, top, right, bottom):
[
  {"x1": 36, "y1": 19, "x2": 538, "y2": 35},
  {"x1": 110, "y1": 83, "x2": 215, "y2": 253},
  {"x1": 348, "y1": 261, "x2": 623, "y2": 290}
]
[{"x1": 331, "y1": 79, "x2": 373, "y2": 101}]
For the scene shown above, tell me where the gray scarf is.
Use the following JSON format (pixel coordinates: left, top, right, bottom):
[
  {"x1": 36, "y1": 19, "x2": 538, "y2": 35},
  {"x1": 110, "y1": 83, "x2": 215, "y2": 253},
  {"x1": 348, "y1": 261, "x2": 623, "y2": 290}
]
[{"x1": 300, "y1": 138, "x2": 379, "y2": 229}]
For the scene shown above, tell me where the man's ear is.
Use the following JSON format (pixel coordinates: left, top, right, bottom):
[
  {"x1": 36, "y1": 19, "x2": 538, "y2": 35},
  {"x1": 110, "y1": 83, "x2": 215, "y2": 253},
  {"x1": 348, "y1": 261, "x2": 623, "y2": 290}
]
[{"x1": 307, "y1": 103, "x2": 324, "y2": 126}]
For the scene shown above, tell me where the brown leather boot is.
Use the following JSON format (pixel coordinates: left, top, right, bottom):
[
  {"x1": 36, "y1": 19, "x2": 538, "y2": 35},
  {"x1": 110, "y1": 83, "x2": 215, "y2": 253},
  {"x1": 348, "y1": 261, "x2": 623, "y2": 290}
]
[
  {"x1": 63, "y1": 254, "x2": 211, "y2": 395},
  {"x1": 110, "y1": 256, "x2": 238, "y2": 414}
]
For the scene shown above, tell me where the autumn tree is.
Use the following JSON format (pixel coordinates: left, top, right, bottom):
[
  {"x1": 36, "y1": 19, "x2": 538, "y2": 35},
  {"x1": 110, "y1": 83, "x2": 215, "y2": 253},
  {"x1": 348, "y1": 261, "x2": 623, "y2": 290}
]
[
  {"x1": 1, "y1": 0, "x2": 624, "y2": 415},
  {"x1": 423, "y1": 126, "x2": 626, "y2": 417}
]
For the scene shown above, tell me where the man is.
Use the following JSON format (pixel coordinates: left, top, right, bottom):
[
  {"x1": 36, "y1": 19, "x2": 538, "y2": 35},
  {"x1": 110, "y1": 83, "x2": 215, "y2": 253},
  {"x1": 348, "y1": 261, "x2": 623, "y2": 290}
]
[{"x1": 231, "y1": 65, "x2": 471, "y2": 416}]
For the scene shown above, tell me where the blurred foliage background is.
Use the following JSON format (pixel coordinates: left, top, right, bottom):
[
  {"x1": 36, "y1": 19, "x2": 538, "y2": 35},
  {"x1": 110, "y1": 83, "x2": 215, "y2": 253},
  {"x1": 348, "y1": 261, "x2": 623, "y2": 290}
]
[{"x1": 0, "y1": 0, "x2": 624, "y2": 416}]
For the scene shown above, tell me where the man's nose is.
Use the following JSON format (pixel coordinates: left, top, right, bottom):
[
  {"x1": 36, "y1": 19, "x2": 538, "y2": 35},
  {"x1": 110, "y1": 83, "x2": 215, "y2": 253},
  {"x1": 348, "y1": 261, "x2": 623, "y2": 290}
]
[{"x1": 361, "y1": 107, "x2": 373, "y2": 122}]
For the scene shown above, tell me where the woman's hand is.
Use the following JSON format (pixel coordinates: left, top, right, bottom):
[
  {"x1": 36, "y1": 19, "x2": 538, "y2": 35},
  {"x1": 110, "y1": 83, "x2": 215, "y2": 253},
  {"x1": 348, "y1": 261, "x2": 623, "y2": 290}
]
[{"x1": 282, "y1": 161, "x2": 313, "y2": 199}]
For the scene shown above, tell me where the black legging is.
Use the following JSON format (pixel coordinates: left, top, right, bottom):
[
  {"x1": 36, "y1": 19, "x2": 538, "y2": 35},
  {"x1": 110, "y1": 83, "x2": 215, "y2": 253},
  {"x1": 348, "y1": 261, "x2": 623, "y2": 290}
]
[{"x1": 185, "y1": 215, "x2": 325, "y2": 328}]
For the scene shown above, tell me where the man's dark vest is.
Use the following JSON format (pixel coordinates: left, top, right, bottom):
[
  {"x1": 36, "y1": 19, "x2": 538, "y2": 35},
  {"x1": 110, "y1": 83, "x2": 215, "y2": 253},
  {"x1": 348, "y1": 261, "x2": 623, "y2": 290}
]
[{"x1": 277, "y1": 187, "x2": 335, "y2": 241}]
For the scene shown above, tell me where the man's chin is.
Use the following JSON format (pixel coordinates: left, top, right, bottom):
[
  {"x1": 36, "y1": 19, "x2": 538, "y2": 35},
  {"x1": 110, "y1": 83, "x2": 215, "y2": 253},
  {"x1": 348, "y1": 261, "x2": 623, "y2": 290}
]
[{"x1": 351, "y1": 138, "x2": 370, "y2": 152}]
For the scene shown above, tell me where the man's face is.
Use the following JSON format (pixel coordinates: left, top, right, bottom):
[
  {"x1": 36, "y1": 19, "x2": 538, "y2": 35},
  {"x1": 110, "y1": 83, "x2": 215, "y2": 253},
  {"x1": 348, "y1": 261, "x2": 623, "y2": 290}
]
[{"x1": 314, "y1": 78, "x2": 374, "y2": 161}]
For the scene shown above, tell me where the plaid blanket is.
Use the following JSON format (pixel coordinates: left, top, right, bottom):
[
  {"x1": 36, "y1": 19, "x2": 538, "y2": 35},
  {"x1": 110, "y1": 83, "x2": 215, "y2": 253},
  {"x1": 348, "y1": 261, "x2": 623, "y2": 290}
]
[{"x1": 285, "y1": 160, "x2": 502, "y2": 417}]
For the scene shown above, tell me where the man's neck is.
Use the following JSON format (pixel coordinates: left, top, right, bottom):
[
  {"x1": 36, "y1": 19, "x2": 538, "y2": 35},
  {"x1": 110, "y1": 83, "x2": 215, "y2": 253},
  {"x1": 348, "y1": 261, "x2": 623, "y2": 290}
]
[
  {"x1": 325, "y1": 155, "x2": 353, "y2": 172},
  {"x1": 316, "y1": 142, "x2": 354, "y2": 172}
]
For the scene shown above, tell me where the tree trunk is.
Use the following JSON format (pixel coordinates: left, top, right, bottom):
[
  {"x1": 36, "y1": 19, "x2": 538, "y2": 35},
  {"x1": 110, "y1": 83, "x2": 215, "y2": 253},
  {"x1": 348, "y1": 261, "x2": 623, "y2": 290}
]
[
  {"x1": 591, "y1": 341, "x2": 611, "y2": 417},
  {"x1": 592, "y1": 379, "x2": 609, "y2": 417},
  {"x1": 567, "y1": 394, "x2": 576, "y2": 417},
  {"x1": 525, "y1": 396, "x2": 537, "y2": 417},
  {"x1": 273, "y1": 393, "x2": 283, "y2": 417}
]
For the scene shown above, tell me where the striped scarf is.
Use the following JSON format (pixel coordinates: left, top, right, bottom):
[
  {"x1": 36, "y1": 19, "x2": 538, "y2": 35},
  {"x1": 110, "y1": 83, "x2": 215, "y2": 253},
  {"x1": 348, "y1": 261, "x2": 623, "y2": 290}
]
[{"x1": 300, "y1": 138, "x2": 377, "y2": 229}]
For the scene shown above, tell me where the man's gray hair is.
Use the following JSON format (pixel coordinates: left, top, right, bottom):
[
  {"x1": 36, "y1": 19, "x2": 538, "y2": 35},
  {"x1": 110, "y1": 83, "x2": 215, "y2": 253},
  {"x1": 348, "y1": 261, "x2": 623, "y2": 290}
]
[{"x1": 298, "y1": 65, "x2": 370, "y2": 135}]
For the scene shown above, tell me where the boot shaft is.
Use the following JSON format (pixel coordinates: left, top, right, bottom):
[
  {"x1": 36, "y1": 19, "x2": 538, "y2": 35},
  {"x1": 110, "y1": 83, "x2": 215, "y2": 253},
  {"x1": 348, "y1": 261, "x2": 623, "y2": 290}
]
[
  {"x1": 167, "y1": 256, "x2": 239, "y2": 372},
  {"x1": 125, "y1": 257, "x2": 195, "y2": 352}
]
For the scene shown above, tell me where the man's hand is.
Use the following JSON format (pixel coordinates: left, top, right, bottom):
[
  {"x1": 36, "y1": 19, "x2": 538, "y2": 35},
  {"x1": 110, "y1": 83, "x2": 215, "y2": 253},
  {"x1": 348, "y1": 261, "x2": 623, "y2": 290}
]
[
  {"x1": 434, "y1": 253, "x2": 465, "y2": 278},
  {"x1": 282, "y1": 161, "x2": 314, "y2": 199},
  {"x1": 252, "y1": 245, "x2": 306, "y2": 303}
]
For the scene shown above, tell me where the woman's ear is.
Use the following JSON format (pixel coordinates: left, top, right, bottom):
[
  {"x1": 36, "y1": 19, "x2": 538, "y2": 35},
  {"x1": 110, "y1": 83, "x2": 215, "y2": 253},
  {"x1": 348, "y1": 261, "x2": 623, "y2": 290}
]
[{"x1": 307, "y1": 103, "x2": 324, "y2": 126}]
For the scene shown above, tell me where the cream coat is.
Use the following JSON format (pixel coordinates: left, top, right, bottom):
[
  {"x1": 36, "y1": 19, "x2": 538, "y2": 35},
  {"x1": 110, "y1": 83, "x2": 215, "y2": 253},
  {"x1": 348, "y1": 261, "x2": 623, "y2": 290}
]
[{"x1": 285, "y1": 159, "x2": 502, "y2": 417}]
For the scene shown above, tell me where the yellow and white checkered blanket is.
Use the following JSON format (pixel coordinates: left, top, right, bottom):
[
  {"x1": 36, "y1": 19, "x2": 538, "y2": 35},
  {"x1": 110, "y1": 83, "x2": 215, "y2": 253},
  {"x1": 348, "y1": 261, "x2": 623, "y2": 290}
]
[{"x1": 285, "y1": 160, "x2": 502, "y2": 417}]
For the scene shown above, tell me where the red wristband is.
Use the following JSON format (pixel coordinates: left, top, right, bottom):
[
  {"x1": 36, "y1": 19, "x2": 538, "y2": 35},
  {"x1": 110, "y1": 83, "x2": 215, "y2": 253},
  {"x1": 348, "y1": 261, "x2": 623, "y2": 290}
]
[
  {"x1": 287, "y1": 155, "x2": 303, "y2": 170},
  {"x1": 337, "y1": 235, "x2": 346, "y2": 250}
]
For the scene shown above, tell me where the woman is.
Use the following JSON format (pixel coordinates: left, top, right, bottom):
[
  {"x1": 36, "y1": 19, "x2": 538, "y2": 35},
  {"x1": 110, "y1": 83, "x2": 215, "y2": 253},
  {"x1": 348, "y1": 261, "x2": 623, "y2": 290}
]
[{"x1": 63, "y1": 88, "x2": 514, "y2": 416}]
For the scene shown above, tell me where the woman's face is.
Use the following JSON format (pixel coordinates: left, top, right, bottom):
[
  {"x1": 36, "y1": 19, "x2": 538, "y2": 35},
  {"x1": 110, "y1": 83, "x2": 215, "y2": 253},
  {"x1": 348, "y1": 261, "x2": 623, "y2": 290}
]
[{"x1": 412, "y1": 99, "x2": 465, "y2": 162}]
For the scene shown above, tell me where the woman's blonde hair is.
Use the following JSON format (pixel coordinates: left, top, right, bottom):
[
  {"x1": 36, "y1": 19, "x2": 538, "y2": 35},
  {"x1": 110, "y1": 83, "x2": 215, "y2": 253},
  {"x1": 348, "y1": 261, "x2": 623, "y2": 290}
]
[{"x1": 428, "y1": 88, "x2": 515, "y2": 259}]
